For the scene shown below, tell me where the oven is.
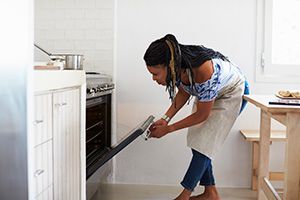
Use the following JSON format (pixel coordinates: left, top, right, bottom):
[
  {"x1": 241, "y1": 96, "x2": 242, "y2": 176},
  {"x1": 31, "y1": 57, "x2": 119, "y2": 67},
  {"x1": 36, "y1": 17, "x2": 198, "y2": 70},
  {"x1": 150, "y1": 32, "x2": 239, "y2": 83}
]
[
  {"x1": 86, "y1": 94, "x2": 111, "y2": 179},
  {"x1": 85, "y1": 72, "x2": 154, "y2": 183},
  {"x1": 85, "y1": 72, "x2": 154, "y2": 199}
]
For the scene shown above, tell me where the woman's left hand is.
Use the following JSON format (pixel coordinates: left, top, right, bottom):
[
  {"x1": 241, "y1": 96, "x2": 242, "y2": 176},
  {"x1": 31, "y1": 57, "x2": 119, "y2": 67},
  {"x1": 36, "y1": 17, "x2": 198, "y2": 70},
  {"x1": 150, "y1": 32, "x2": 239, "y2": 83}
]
[{"x1": 149, "y1": 125, "x2": 172, "y2": 138}]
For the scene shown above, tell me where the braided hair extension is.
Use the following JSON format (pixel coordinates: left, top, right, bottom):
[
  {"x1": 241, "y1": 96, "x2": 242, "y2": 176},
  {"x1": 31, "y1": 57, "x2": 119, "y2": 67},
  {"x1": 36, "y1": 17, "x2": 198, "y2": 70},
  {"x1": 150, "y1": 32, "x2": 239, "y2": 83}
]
[
  {"x1": 165, "y1": 40, "x2": 177, "y2": 100},
  {"x1": 143, "y1": 34, "x2": 229, "y2": 103},
  {"x1": 164, "y1": 36, "x2": 182, "y2": 102}
]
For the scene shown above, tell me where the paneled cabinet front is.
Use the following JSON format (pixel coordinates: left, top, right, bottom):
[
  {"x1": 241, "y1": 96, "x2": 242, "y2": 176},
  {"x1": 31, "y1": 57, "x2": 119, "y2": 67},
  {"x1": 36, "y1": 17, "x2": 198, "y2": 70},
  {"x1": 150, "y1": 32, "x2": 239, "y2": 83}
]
[
  {"x1": 34, "y1": 94, "x2": 53, "y2": 199},
  {"x1": 53, "y1": 89, "x2": 81, "y2": 200},
  {"x1": 33, "y1": 88, "x2": 81, "y2": 200}
]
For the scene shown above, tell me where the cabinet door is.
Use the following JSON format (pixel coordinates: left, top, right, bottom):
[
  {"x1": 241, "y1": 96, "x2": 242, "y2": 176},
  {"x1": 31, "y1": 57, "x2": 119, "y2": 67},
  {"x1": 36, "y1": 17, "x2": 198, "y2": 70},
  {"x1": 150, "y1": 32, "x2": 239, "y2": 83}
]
[
  {"x1": 34, "y1": 140, "x2": 53, "y2": 199},
  {"x1": 53, "y1": 88, "x2": 81, "y2": 200},
  {"x1": 34, "y1": 94, "x2": 52, "y2": 146}
]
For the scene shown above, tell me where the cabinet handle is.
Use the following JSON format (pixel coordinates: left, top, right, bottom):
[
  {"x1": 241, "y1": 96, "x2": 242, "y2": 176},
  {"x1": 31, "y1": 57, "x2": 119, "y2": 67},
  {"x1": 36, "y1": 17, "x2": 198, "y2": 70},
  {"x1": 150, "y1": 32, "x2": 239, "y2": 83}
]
[
  {"x1": 55, "y1": 102, "x2": 67, "y2": 107},
  {"x1": 34, "y1": 120, "x2": 44, "y2": 125},
  {"x1": 34, "y1": 169, "x2": 45, "y2": 177}
]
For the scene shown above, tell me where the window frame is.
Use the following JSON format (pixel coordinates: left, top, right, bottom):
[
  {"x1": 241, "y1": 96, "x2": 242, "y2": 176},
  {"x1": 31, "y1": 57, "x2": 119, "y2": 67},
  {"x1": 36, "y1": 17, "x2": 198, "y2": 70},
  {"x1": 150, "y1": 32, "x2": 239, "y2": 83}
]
[{"x1": 255, "y1": 0, "x2": 300, "y2": 83}]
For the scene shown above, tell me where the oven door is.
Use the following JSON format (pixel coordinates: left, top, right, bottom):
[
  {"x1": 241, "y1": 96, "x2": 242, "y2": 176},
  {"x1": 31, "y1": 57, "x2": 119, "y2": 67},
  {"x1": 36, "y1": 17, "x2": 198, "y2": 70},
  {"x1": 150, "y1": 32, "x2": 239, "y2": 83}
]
[{"x1": 86, "y1": 115, "x2": 154, "y2": 179}]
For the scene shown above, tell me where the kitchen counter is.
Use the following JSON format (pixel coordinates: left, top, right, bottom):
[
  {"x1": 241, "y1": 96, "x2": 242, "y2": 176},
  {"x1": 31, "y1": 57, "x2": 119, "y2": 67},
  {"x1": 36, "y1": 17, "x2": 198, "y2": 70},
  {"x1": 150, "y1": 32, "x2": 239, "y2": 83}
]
[
  {"x1": 32, "y1": 69, "x2": 86, "y2": 200},
  {"x1": 33, "y1": 70, "x2": 86, "y2": 92}
]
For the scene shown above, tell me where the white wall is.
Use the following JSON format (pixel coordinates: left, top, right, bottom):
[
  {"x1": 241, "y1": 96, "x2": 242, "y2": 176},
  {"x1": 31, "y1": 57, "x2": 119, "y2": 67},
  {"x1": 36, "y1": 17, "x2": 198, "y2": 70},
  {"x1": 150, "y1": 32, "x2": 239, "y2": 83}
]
[
  {"x1": 34, "y1": 0, "x2": 114, "y2": 74},
  {"x1": 114, "y1": 0, "x2": 292, "y2": 188}
]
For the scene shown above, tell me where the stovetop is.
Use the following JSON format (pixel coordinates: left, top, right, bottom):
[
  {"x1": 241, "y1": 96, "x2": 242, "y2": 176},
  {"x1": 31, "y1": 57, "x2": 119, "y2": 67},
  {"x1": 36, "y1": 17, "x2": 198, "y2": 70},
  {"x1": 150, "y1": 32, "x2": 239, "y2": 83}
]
[{"x1": 86, "y1": 72, "x2": 114, "y2": 99}]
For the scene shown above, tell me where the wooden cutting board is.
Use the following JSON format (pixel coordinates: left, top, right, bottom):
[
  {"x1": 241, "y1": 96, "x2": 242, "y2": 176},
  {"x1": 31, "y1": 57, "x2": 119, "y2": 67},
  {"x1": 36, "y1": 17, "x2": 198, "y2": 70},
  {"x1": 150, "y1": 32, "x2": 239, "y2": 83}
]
[{"x1": 34, "y1": 65, "x2": 61, "y2": 70}]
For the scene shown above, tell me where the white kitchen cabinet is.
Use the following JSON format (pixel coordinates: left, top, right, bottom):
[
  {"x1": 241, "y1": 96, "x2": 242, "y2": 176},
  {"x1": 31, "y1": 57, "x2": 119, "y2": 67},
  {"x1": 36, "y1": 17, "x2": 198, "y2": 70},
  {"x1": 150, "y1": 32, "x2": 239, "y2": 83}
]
[
  {"x1": 53, "y1": 88, "x2": 81, "y2": 200},
  {"x1": 34, "y1": 88, "x2": 81, "y2": 200},
  {"x1": 34, "y1": 94, "x2": 52, "y2": 146},
  {"x1": 31, "y1": 70, "x2": 86, "y2": 200},
  {"x1": 34, "y1": 140, "x2": 53, "y2": 198},
  {"x1": 34, "y1": 94, "x2": 53, "y2": 199}
]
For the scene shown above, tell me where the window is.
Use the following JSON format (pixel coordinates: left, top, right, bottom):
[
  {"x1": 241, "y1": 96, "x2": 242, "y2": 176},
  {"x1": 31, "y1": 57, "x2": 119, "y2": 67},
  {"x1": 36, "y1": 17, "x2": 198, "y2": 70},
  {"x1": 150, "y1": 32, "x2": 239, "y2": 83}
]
[{"x1": 256, "y1": 0, "x2": 300, "y2": 82}]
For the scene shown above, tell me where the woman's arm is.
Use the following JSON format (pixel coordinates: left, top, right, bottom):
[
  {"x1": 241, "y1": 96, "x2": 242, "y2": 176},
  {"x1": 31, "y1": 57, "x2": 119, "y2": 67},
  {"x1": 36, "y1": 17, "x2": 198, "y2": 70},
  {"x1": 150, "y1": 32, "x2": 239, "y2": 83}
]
[
  {"x1": 164, "y1": 60, "x2": 214, "y2": 122},
  {"x1": 148, "y1": 86, "x2": 190, "y2": 132},
  {"x1": 150, "y1": 100, "x2": 214, "y2": 138},
  {"x1": 150, "y1": 61, "x2": 215, "y2": 138},
  {"x1": 168, "y1": 60, "x2": 215, "y2": 131},
  {"x1": 163, "y1": 85, "x2": 191, "y2": 121}
]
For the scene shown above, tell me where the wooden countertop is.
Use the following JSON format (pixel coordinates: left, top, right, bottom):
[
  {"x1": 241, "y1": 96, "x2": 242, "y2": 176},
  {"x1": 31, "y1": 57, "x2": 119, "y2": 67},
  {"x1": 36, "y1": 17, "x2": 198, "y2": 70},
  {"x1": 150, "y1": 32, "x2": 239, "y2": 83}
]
[{"x1": 243, "y1": 95, "x2": 300, "y2": 113}]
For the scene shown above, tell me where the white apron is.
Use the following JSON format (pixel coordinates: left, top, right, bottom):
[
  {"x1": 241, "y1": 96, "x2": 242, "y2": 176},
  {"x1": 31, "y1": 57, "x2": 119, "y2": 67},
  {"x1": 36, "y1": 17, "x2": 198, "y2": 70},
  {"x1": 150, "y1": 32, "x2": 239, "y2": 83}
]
[{"x1": 186, "y1": 77, "x2": 245, "y2": 159}]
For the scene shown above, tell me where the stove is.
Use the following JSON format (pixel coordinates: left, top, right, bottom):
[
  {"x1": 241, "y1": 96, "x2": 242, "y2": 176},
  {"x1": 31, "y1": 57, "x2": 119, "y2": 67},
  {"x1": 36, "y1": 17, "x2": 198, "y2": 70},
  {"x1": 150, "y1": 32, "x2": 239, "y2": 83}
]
[
  {"x1": 85, "y1": 72, "x2": 114, "y2": 179},
  {"x1": 85, "y1": 72, "x2": 154, "y2": 199},
  {"x1": 86, "y1": 72, "x2": 114, "y2": 99}
]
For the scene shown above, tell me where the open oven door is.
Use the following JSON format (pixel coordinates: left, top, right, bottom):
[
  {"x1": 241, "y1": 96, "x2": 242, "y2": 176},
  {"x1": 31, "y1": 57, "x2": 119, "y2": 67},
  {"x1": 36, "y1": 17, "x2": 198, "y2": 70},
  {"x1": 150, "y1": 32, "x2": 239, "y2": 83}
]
[{"x1": 86, "y1": 115, "x2": 154, "y2": 178}]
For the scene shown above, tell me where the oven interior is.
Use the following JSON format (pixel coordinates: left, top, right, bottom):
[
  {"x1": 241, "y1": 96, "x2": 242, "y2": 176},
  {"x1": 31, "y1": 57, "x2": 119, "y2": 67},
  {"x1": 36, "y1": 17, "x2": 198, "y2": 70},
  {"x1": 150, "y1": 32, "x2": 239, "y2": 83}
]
[{"x1": 86, "y1": 94, "x2": 111, "y2": 179}]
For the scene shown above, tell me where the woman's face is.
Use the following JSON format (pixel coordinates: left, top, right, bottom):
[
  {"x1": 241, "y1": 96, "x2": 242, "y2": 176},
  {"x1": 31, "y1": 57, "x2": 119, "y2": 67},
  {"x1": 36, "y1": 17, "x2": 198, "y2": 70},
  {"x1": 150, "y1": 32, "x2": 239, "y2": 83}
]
[{"x1": 147, "y1": 64, "x2": 167, "y2": 86}]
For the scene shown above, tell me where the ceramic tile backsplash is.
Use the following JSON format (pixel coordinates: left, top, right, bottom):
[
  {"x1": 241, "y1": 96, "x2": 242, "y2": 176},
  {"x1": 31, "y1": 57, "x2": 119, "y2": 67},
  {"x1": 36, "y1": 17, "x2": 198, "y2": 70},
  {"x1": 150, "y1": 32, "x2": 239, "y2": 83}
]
[{"x1": 34, "y1": 0, "x2": 114, "y2": 75}]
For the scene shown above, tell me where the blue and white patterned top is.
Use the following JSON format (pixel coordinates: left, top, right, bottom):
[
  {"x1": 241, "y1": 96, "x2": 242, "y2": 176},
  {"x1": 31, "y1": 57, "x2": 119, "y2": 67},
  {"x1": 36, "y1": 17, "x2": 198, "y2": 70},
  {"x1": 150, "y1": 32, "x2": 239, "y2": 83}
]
[{"x1": 180, "y1": 58, "x2": 244, "y2": 102}]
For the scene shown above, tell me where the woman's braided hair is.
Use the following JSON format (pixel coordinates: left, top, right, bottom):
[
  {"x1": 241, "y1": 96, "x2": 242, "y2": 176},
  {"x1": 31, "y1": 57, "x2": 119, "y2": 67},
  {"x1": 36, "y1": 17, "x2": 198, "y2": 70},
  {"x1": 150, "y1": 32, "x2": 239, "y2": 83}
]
[{"x1": 143, "y1": 34, "x2": 228, "y2": 102}]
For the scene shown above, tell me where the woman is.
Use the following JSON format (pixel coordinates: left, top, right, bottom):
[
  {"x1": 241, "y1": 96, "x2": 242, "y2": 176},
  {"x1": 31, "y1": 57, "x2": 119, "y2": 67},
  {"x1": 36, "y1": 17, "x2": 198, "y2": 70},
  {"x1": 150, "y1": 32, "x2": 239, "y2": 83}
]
[{"x1": 144, "y1": 34, "x2": 249, "y2": 200}]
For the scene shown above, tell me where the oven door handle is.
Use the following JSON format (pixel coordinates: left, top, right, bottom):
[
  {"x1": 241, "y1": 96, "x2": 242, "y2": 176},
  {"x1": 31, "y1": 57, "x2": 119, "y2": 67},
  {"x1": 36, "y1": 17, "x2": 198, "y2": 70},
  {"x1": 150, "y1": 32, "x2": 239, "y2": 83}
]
[{"x1": 87, "y1": 115, "x2": 154, "y2": 176}]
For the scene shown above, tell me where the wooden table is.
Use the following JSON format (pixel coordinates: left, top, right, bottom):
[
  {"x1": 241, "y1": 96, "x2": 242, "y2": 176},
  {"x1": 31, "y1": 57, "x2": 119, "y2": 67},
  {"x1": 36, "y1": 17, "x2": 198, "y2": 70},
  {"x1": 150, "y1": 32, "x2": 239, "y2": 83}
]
[{"x1": 244, "y1": 95, "x2": 300, "y2": 200}]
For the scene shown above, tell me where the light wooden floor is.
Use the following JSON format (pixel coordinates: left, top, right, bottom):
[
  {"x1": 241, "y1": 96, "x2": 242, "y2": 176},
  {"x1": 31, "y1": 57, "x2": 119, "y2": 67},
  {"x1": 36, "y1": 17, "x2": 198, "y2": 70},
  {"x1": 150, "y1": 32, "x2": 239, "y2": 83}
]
[{"x1": 91, "y1": 184, "x2": 257, "y2": 200}]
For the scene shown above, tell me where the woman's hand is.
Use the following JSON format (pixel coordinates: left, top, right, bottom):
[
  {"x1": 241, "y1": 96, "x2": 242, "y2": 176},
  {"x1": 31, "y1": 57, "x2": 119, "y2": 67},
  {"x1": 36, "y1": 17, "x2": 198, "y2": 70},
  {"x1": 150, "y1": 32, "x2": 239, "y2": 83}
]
[
  {"x1": 148, "y1": 118, "x2": 175, "y2": 138},
  {"x1": 149, "y1": 119, "x2": 168, "y2": 132},
  {"x1": 149, "y1": 125, "x2": 171, "y2": 138}
]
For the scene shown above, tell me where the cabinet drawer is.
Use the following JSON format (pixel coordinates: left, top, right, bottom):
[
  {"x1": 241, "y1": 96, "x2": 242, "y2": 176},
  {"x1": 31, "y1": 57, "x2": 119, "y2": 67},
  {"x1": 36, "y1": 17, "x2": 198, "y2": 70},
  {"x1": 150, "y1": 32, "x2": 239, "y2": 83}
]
[
  {"x1": 34, "y1": 94, "x2": 53, "y2": 146},
  {"x1": 35, "y1": 184, "x2": 53, "y2": 200},
  {"x1": 34, "y1": 140, "x2": 53, "y2": 197}
]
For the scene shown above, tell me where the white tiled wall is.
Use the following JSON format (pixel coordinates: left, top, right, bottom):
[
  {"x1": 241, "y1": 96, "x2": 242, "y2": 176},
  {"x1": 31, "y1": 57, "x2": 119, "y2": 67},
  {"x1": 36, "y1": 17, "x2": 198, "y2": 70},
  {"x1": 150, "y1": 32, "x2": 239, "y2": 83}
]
[{"x1": 34, "y1": 0, "x2": 114, "y2": 74}]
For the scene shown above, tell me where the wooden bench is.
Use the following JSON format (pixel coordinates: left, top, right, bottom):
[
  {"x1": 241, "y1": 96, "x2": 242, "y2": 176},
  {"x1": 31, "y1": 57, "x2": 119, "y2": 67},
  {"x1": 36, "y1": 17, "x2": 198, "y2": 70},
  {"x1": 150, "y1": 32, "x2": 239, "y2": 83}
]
[{"x1": 240, "y1": 130, "x2": 286, "y2": 191}]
